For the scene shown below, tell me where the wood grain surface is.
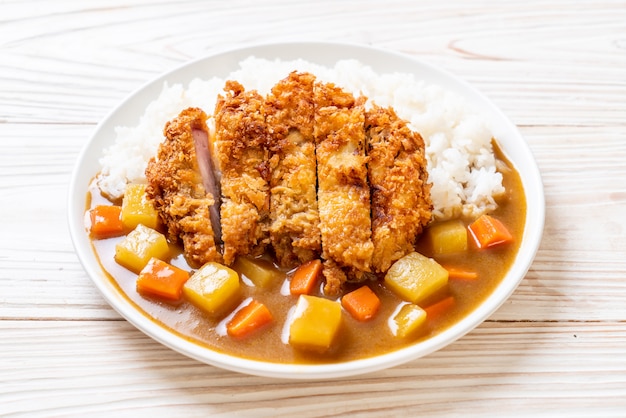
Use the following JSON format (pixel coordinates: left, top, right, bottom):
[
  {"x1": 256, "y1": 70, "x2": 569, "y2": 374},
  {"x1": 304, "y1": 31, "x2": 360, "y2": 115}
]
[{"x1": 1, "y1": 0, "x2": 625, "y2": 416}]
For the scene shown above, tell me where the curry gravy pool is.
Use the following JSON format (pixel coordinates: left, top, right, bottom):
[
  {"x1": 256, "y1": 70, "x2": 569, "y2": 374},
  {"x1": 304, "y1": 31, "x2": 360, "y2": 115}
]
[{"x1": 87, "y1": 146, "x2": 525, "y2": 364}]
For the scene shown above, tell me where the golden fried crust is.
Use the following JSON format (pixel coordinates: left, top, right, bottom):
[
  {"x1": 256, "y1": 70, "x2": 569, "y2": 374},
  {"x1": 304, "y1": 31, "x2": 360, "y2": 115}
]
[
  {"x1": 265, "y1": 72, "x2": 321, "y2": 268},
  {"x1": 314, "y1": 82, "x2": 374, "y2": 294},
  {"x1": 366, "y1": 105, "x2": 433, "y2": 272},
  {"x1": 215, "y1": 81, "x2": 271, "y2": 265},
  {"x1": 321, "y1": 259, "x2": 347, "y2": 297},
  {"x1": 145, "y1": 107, "x2": 221, "y2": 268}
]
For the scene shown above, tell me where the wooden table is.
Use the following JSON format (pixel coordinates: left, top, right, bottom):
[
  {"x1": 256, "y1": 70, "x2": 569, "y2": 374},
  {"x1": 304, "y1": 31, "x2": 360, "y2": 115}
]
[{"x1": 2, "y1": 1, "x2": 625, "y2": 416}]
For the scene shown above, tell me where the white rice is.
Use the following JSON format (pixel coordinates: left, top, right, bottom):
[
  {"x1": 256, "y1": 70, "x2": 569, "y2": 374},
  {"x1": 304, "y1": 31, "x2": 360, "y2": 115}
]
[{"x1": 97, "y1": 57, "x2": 504, "y2": 220}]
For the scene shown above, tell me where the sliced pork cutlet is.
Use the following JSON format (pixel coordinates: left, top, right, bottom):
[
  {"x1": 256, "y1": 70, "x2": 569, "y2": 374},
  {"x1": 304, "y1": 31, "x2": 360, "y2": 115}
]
[
  {"x1": 314, "y1": 82, "x2": 374, "y2": 295},
  {"x1": 145, "y1": 107, "x2": 222, "y2": 268},
  {"x1": 365, "y1": 105, "x2": 433, "y2": 273},
  {"x1": 265, "y1": 72, "x2": 321, "y2": 268},
  {"x1": 214, "y1": 80, "x2": 271, "y2": 265}
]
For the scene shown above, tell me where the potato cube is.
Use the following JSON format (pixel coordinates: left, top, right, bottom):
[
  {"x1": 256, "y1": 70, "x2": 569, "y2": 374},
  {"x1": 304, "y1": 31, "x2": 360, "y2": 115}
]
[
  {"x1": 427, "y1": 220, "x2": 467, "y2": 254},
  {"x1": 289, "y1": 295, "x2": 342, "y2": 351},
  {"x1": 114, "y1": 224, "x2": 170, "y2": 273},
  {"x1": 183, "y1": 262, "x2": 241, "y2": 316},
  {"x1": 121, "y1": 184, "x2": 159, "y2": 229},
  {"x1": 232, "y1": 256, "x2": 281, "y2": 288},
  {"x1": 384, "y1": 252, "x2": 449, "y2": 304},
  {"x1": 391, "y1": 303, "x2": 427, "y2": 338}
]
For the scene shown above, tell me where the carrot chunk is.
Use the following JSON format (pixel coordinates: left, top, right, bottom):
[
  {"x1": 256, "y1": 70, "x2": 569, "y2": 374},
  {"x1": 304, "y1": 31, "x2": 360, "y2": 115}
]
[
  {"x1": 289, "y1": 259, "x2": 322, "y2": 295},
  {"x1": 424, "y1": 296, "x2": 455, "y2": 319},
  {"x1": 341, "y1": 285, "x2": 381, "y2": 322},
  {"x1": 89, "y1": 205, "x2": 125, "y2": 239},
  {"x1": 226, "y1": 299, "x2": 274, "y2": 338},
  {"x1": 136, "y1": 258, "x2": 190, "y2": 302},
  {"x1": 444, "y1": 267, "x2": 479, "y2": 280},
  {"x1": 467, "y1": 214, "x2": 513, "y2": 249}
]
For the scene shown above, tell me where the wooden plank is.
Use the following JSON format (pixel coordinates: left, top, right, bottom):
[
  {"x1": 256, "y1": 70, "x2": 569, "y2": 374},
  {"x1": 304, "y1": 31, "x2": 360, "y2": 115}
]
[
  {"x1": 1, "y1": 320, "x2": 625, "y2": 416},
  {"x1": 0, "y1": 1, "x2": 623, "y2": 127}
]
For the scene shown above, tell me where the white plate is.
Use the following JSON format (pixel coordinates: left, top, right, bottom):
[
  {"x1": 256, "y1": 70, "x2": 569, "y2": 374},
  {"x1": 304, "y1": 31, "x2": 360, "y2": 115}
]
[{"x1": 68, "y1": 41, "x2": 544, "y2": 379}]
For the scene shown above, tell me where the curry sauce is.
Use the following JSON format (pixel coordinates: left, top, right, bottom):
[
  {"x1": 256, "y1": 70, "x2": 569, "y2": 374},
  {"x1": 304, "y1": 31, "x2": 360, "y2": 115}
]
[{"x1": 86, "y1": 146, "x2": 526, "y2": 365}]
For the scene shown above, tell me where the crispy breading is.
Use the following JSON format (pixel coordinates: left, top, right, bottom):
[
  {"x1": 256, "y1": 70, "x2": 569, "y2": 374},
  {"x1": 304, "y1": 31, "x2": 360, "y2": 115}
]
[
  {"x1": 314, "y1": 82, "x2": 374, "y2": 294},
  {"x1": 320, "y1": 259, "x2": 347, "y2": 297},
  {"x1": 365, "y1": 105, "x2": 433, "y2": 273},
  {"x1": 145, "y1": 76, "x2": 433, "y2": 296},
  {"x1": 214, "y1": 81, "x2": 271, "y2": 265},
  {"x1": 145, "y1": 107, "x2": 221, "y2": 268},
  {"x1": 265, "y1": 72, "x2": 322, "y2": 268}
]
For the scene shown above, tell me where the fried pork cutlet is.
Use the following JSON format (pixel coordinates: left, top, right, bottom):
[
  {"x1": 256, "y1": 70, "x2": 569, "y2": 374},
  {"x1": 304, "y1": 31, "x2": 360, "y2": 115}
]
[
  {"x1": 145, "y1": 107, "x2": 222, "y2": 268},
  {"x1": 265, "y1": 72, "x2": 321, "y2": 268},
  {"x1": 214, "y1": 81, "x2": 271, "y2": 265},
  {"x1": 366, "y1": 105, "x2": 433, "y2": 273},
  {"x1": 314, "y1": 82, "x2": 374, "y2": 295}
]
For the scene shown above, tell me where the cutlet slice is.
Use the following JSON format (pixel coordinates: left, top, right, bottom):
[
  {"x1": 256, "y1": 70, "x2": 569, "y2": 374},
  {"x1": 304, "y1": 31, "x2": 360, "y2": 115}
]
[
  {"x1": 145, "y1": 107, "x2": 222, "y2": 268},
  {"x1": 265, "y1": 72, "x2": 321, "y2": 268},
  {"x1": 314, "y1": 82, "x2": 374, "y2": 295},
  {"x1": 214, "y1": 81, "x2": 271, "y2": 265},
  {"x1": 365, "y1": 105, "x2": 433, "y2": 273}
]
